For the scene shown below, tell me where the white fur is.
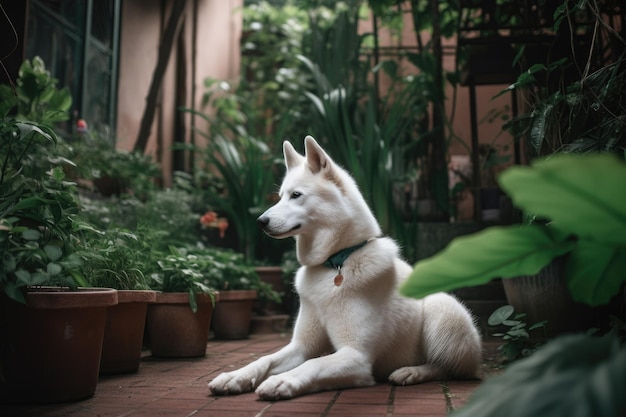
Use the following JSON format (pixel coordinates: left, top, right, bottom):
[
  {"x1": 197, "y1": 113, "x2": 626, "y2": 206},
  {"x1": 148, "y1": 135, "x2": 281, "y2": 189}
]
[{"x1": 208, "y1": 136, "x2": 481, "y2": 400}]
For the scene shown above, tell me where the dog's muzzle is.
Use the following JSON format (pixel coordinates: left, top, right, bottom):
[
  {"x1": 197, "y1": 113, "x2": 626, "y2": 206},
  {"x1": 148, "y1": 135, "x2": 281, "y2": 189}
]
[
  {"x1": 257, "y1": 215, "x2": 270, "y2": 230},
  {"x1": 257, "y1": 214, "x2": 301, "y2": 237}
]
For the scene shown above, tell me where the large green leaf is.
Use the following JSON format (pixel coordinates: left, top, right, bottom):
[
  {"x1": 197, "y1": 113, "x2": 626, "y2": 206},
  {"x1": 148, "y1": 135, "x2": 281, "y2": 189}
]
[
  {"x1": 400, "y1": 226, "x2": 574, "y2": 299},
  {"x1": 49, "y1": 87, "x2": 72, "y2": 112},
  {"x1": 16, "y1": 121, "x2": 54, "y2": 143},
  {"x1": 452, "y1": 333, "x2": 626, "y2": 417},
  {"x1": 8, "y1": 196, "x2": 49, "y2": 214},
  {"x1": 47, "y1": 262, "x2": 62, "y2": 276},
  {"x1": 44, "y1": 244, "x2": 63, "y2": 261},
  {"x1": 528, "y1": 102, "x2": 553, "y2": 152},
  {"x1": 565, "y1": 241, "x2": 626, "y2": 306},
  {"x1": 499, "y1": 155, "x2": 626, "y2": 244}
]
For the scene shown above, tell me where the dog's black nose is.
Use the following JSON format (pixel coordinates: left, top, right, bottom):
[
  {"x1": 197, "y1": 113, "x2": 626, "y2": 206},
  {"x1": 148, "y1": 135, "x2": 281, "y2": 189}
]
[{"x1": 257, "y1": 215, "x2": 269, "y2": 229}]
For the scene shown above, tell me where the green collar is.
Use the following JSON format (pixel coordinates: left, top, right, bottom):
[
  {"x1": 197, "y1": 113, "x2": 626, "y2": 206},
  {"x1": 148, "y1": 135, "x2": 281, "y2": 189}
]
[{"x1": 323, "y1": 238, "x2": 376, "y2": 270}]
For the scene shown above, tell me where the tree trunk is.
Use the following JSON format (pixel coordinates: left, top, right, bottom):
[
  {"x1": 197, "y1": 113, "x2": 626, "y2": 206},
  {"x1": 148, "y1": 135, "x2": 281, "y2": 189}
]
[{"x1": 134, "y1": 0, "x2": 188, "y2": 153}]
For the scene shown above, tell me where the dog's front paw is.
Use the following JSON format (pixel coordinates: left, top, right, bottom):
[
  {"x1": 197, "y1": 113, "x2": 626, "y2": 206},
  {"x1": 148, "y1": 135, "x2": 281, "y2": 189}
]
[
  {"x1": 208, "y1": 371, "x2": 257, "y2": 396},
  {"x1": 256, "y1": 374, "x2": 302, "y2": 401}
]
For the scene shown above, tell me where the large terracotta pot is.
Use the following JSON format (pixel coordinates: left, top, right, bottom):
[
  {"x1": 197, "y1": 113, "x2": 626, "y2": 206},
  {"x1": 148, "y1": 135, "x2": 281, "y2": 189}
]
[
  {"x1": 212, "y1": 290, "x2": 257, "y2": 340},
  {"x1": 146, "y1": 292, "x2": 216, "y2": 358},
  {"x1": 0, "y1": 287, "x2": 118, "y2": 404},
  {"x1": 100, "y1": 290, "x2": 157, "y2": 375}
]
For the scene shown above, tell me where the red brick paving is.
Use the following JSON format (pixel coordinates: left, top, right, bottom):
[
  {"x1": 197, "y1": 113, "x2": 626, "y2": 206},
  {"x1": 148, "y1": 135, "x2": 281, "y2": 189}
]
[{"x1": 0, "y1": 333, "x2": 485, "y2": 417}]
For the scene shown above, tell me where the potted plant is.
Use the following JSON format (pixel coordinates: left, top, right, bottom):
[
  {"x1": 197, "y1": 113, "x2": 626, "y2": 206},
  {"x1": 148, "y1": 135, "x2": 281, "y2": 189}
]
[
  {"x1": 147, "y1": 246, "x2": 217, "y2": 358},
  {"x1": 71, "y1": 137, "x2": 161, "y2": 199},
  {"x1": 400, "y1": 153, "x2": 626, "y2": 415},
  {"x1": 0, "y1": 57, "x2": 118, "y2": 403},
  {"x1": 201, "y1": 247, "x2": 281, "y2": 339},
  {"x1": 494, "y1": 55, "x2": 626, "y2": 330},
  {"x1": 79, "y1": 228, "x2": 158, "y2": 374}
]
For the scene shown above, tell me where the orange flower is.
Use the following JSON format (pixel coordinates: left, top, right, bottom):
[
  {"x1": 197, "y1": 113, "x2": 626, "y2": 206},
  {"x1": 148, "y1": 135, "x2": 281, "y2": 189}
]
[
  {"x1": 200, "y1": 211, "x2": 218, "y2": 226},
  {"x1": 200, "y1": 211, "x2": 229, "y2": 238}
]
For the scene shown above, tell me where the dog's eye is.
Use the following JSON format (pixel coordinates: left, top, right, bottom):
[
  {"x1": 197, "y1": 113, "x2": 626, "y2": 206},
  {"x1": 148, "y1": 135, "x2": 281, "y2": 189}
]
[{"x1": 290, "y1": 191, "x2": 302, "y2": 199}]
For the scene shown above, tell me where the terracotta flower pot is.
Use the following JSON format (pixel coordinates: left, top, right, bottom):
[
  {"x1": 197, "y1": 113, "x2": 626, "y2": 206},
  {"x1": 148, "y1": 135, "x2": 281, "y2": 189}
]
[
  {"x1": 0, "y1": 287, "x2": 118, "y2": 404},
  {"x1": 146, "y1": 292, "x2": 216, "y2": 358},
  {"x1": 100, "y1": 290, "x2": 157, "y2": 375},
  {"x1": 502, "y1": 258, "x2": 595, "y2": 338},
  {"x1": 251, "y1": 266, "x2": 293, "y2": 333},
  {"x1": 254, "y1": 266, "x2": 284, "y2": 314},
  {"x1": 212, "y1": 290, "x2": 257, "y2": 340}
]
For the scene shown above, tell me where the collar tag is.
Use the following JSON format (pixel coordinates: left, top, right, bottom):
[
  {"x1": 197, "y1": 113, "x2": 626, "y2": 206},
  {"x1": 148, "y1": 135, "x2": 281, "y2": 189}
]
[
  {"x1": 324, "y1": 238, "x2": 377, "y2": 286},
  {"x1": 334, "y1": 267, "x2": 343, "y2": 286}
]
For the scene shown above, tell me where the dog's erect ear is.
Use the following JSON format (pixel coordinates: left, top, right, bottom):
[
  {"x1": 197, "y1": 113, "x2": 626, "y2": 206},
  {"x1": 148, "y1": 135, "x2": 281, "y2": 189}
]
[
  {"x1": 283, "y1": 141, "x2": 304, "y2": 171},
  {"x1": 304, "y1": 135, "x2": 332, "y2": 175}
]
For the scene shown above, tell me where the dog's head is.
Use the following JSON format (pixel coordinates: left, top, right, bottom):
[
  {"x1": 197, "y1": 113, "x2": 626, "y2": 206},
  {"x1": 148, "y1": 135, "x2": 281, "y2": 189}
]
[{"x1": 257, "y1": 135, "x2": 359, "y2": 239}]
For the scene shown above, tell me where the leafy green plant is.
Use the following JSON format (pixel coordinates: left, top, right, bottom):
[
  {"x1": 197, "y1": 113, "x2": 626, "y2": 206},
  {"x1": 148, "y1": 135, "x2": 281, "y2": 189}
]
[
  {"x1": 488, "y1": 305, "x2": 546, "y2": 364},
  {"x1": 0, "y1": 56, "x2": 72, "y2": 127},
  {"x1": 501, "y1": 58, "x2": 626, "y2": 157},
  {"x1": 70, "y1": 136, "x2": 161, "y2": 198},
  {"x1": 0, "y1": 58, "x2": 75, "y2": 181},
  {"x1": 0, "y1": 214, "x2": 85, "y2": 303},
  {"x1": 297, "y1": 5, "x2": 431, "y2": 260},
  {"x1": 182, "y1": 96, "x2": 282, "y2": 261},
  {"x1": 369, "y1": 0, "x2": 461, "y2": 218},
  {"x1": 138, "y1": 188, "x2": 200, "y2": 246},
  {"x1": 0, "y1": 59, "x2": 88, "y2": 303},
  {"x1": 239, "y1": 1, "x2": 310, "y2": 144},
  {"x1": 495, "y1": 0, "x2": 626, "y2": 159},
  {"x1": 400, "y1": 153, "x2": 626, "y2": 417},
  {"x1": 78, "y1": 187, "x2": 200, "y2": 249},
  {"x1": 451, "y1": 332, "x2": 626, "y2": 417},
  {"x1": 149, "y1": 243, "x2": 280, "y2": 310},
  {"x1": 200, "y1": 247, "x2": 281, "y2": 304},
  {"x1": 150, "y1": 246, "x2": 216, "y2": 313},
  {"x1": 177, "y1": 2, "x2": 315, "y2": 263},
  {"x1": 79, "y1": 228, "x2": 155, "y2": 290},
  {"x1": 401, "y1": 154, "x2": 626, "y2": 305}
]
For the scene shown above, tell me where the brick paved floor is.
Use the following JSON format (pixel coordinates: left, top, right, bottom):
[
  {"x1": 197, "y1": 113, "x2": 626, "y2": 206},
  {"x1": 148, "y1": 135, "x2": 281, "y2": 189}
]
[{"x1": 1, "y1": 333, "x2": 492, "y2": 417}]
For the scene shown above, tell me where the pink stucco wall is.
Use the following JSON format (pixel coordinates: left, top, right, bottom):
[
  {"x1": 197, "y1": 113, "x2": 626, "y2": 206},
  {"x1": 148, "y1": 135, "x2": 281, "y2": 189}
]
[{"x1": 116, "y1": 0, "x2": 242, "y2": 186}]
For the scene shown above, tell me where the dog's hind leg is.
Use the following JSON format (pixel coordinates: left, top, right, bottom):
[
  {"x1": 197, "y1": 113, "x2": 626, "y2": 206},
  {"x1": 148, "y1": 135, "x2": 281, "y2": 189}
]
[{"x1": 389, "y1": 293, "x2": 482, "y2": 386}]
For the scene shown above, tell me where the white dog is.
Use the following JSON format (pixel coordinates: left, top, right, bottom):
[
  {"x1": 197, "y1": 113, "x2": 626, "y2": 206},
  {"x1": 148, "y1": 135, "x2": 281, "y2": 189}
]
[{"x1": 208, "y1": 136, "x2": 481, "y2": 400}]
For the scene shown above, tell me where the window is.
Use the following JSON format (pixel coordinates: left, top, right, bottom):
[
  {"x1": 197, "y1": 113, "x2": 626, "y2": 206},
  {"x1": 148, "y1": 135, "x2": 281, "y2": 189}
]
[{"x1": 26, "y1": 0, "x2": 120, "y2": 135}]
